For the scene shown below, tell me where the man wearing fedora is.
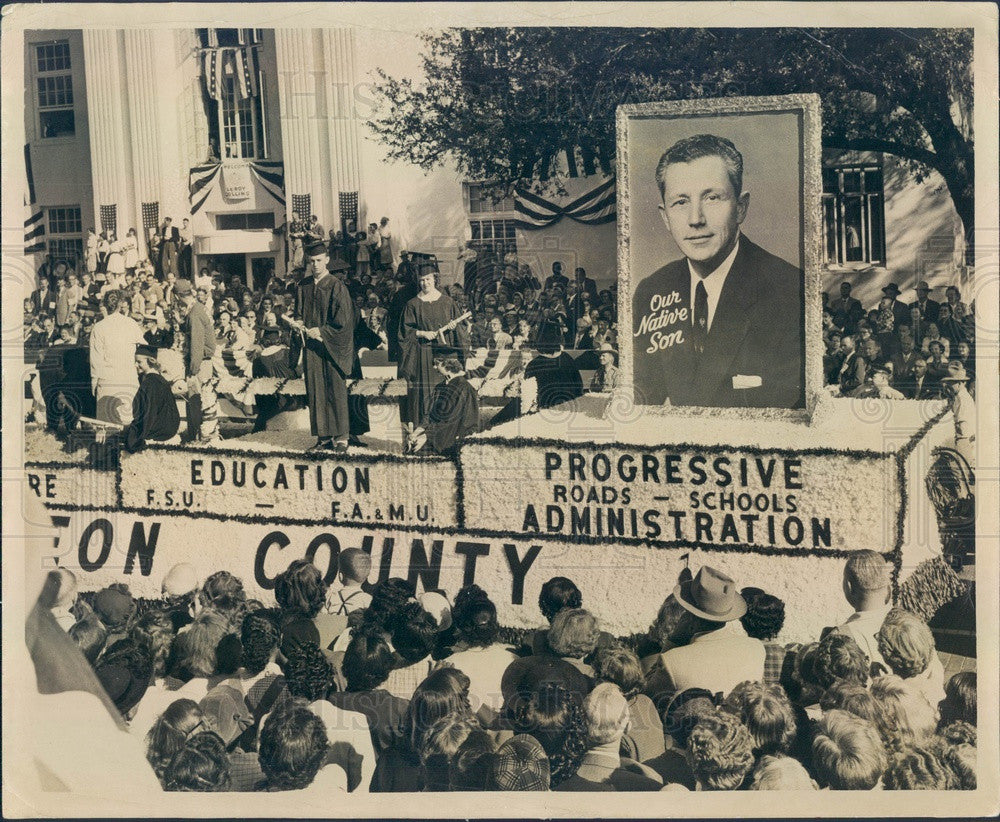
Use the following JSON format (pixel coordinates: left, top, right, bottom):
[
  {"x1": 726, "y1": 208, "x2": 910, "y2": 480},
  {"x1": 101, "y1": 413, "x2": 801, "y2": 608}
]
[
  {"x1": 909, "y1": 280, "x2": 940, "y2": 324},
  {"x1": 648, "y1": 566, "x2": 765, "y2": 700},
  {"x1": 590, "y1": 343, "x2": 622, "y2": 392},
  {"x1": 941, "y1": 361, "x2": 976, "y2": 468}
]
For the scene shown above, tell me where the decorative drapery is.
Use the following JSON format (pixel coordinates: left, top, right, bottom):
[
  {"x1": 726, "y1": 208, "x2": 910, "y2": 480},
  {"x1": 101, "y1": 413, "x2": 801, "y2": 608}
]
[
  {"x1": 202, "y1": 46, "x2": 259, "y2": 101},
  {"x1": 514, "y1": 176, "x2": 616, "y2": 229},
  {"x1": 187, "y1": 160, "x2": 285, "y2": 213}
]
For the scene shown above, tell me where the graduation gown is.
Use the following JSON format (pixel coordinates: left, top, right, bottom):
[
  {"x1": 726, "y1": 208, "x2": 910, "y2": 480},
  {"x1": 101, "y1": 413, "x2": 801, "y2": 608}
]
[
  {"x1": 398, "y1": 293, "x2": 469, "y2": 426},
  {"x1": 123, "y1": 372, "x2": 180, "y2": 451},
  {"x1": 421, "y1": 376, "x2": 480, "y2": 454},
  {"x1": 298, "y1": 272, "x2": 355, "y2": 439}
]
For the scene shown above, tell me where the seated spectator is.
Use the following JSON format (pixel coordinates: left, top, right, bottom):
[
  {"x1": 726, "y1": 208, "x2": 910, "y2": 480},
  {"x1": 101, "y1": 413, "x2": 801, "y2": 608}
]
[
  {"x1": 445, "y1": 585, "x2": 518, "y2": 721},
  {"x1": 811, "y1": 709, "x2": 887, "y2": 790},
  {"x1": 722, "y1": 681, "x2": 796, "y2": 759},
  {"x1": 749, "y1": 754, "x2": 818, "y2": 790},
  {"x1": 554, "y1": 683, "x2": 662, "y2": 791},
  {"x1": 327, "y1": 627, "x2": 409, "y2": 758},
  {"x1": 649, "y1": 566, "x2": 765, "y2": 700},
  {"x1": 324, "y1": 547, "x2": 373, "y2": 616},
  {"x1": 813, "y1": 632, "x2": 870, "y2": 691},
  {"x1": 592, "y1": 647, "x2": 665, "y2": 763},
  {"x1": 160, "y1": 563, "x2": 199, "y2": 632},
  {"x1": 938, "y1": 671, "x2": 976, "y2": 730},
  {"x1": 546, "y1": 608, "x2": 601, "y2": 678},
  {"x1": 835, "y1": 550, "x2": 892, "y2": 672},
  {"x1": 383, "y1": 601, "x2": 437, "y2": 701},
  {"x1": 256, "y1": 698, "x2": 346, "y2": 793},
  {"x1": 372, "y1": 666, "x2": 473, "y2": 792},
  {"x1": 883, "y1": 743, "x2": 959, "y2": 790},
  {"x1": 69, "y1": 615, "x2": 107, "y2": 665},
  {"x1": 198, "y1": 571, "x2": 248, "y2": 630},
  {"x1": 145, "y1": 698, "x2": 205, "y2": 783},
  {"x1": 819, "y1": 680, "x2": 880, "y2": 724},
  {"x1": 876, "y1": 608, "x2": 944, "y2": 707},
  {"x1": 739, "y1": 587, "x2": 787, "y2": 686},
  {"x1": 684, "y1": 708, "x2": 755, "y2": 791},
  {"x1": 163, "y1": 730, "x2": 231, "y2": 791},
  {"x1": 486, "y1": 734, "x2": 551, "y2": 791},
  {"x1": 869, "y1": 675, "x2": 938, "y2": 753}
]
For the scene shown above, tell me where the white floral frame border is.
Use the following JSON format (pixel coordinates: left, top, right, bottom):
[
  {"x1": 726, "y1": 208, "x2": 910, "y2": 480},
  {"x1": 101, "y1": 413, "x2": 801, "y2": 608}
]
[{"x1": 615, "y1": 93, "x2": 825, "y2": 422}]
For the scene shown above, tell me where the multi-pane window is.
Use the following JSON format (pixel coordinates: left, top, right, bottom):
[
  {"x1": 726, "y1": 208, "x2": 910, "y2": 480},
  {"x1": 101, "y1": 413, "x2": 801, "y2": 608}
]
[
  {"x1": 215, "y1": 56, "x2": 265, "y2": 160},
  {"x1": 35, "y1": 41, "x2": 75, "y2": 138},
  {"x1": 822, "y1": 165, "x2": 886, "y2": 266},
  {"x1": 47, "y1": 206, "x2": 83, "y2": 265},
  {"x1": 467, "y1": 184, "x2": 515, "y2": 214},
  {"x1": 469, "y1": 219, "x2": 517, "y2": 256}
]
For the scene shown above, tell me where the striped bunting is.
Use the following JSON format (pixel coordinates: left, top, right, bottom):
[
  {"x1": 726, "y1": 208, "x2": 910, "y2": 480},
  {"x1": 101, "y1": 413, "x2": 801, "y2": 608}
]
[
  {"x1": 514, "y1": 176, "x2": 616, "y2": 229},
  {"x1": 24, "y1": 144, "x2": 45, "y2": 254},
  {"x1": 189, "y1": 161, "x2": 284, "y2": 212}
]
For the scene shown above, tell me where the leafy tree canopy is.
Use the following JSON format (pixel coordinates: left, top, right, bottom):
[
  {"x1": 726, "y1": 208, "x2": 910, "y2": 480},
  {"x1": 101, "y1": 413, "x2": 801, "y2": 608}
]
[{"x1": 368, "y1": 28, "x2": 973, "y2": 235}]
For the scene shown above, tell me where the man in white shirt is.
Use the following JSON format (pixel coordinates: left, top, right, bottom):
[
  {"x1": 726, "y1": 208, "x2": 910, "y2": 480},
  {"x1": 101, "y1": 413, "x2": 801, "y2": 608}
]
[
  {"x1": 941, "y1": 361, "x2": 976, "y2": 469},
  {"x1": 631, "y1": 133, "x2": 803, "y2": 408},
  {"x1": 89, "y1": 289, "x2": 146, "y2": 424},
  {"x1": 835, "y1": 550, "x2": 892, "y2": 671}
]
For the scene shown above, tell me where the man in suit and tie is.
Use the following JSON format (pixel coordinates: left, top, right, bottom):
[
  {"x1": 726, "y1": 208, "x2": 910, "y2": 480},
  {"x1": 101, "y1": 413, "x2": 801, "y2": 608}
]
[
  {"x1": 829, "y1": 281, "x2": 864, "y2": 335},
  {"x1": 158, "y1": 217, "x2": 181, "y2": 278},
  {"x1": 904, "y1": 356, "x2": 938, "y2": 400},
  {"x1": 909, "y1": 280, "x2": 940, "y2": 325},
  {"x1": 544, "y1": 261, "x2": 569, "y2": 293},
  {"x1": 632, "y1": 134, "x2": 804, "y2": 408},
  {"x1": 890, "y1": 332, "x2": 920, "y2": 390}
]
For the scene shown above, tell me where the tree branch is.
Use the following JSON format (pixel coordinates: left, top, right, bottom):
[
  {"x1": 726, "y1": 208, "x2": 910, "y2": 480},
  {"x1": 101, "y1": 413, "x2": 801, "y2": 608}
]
[{"x1": 823, "y1": 136, "x2": 938, "y2": 169}]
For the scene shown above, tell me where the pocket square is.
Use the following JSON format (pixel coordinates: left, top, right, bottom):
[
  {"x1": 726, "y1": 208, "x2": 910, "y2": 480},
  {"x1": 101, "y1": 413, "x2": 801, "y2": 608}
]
[{"x1": 732, "y1": 374, "x2": 763, "y2": 390}]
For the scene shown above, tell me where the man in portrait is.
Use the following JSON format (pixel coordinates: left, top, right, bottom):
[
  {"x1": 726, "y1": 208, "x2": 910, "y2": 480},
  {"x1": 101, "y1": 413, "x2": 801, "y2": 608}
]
[{"x1": 632, "y1": 134, "x2": 804, "y2": 408}]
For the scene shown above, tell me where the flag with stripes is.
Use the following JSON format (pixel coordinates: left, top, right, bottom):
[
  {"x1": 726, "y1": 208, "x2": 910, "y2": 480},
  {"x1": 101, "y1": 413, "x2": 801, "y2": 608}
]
[
  {"x1": 24, "y1": 144, "x2": 45, "y2": 254},
  {"x1": 202, "y1": 49, "x2": 222, "y2": 101},
  {"x1": 236, "y1": 47, "x2": 259, "y2": 100},
  {"x1": 514, "y1": 176, "x2": 616, "y2": 229}
]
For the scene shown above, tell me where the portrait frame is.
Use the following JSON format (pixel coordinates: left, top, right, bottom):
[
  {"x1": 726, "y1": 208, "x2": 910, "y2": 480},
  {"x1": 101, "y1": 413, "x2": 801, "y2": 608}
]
[{"x1": 616, "y1": 93, "x2": 824, "y2": 420}]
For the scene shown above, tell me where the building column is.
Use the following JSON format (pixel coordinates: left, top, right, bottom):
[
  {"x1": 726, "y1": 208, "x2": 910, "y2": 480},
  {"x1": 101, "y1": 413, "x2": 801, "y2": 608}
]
[
  {"x1": 321, "y1": 28, "x2": 362, "y2": 231},
  {"x1": 82, "y1": 30, "x2": 134, "y2": 238}
]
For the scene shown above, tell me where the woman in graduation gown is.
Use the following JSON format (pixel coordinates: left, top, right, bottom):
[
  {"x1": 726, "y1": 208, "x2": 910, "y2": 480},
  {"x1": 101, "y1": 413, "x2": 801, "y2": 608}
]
[
  {"x1": 406, "y1": 353, "x2": 480, "y2": 455},
  {"x1": 398, "y1": 264, "x2": 469, "y2": 428}
]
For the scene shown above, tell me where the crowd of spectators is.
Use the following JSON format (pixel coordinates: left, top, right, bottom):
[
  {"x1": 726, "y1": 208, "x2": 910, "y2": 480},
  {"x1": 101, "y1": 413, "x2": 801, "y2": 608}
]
[
  {"x1": 823, "y1": 280, "x2": 977, "y2": 401},
  {"x1": 29, "y1": 548, "x2": 977, "y2": 794}
]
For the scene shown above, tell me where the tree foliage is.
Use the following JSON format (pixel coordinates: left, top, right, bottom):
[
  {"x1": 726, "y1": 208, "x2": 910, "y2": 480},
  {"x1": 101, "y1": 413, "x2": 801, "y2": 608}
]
[{"x1": 368, "y1": 28, "x2": 974, "y2": 235}]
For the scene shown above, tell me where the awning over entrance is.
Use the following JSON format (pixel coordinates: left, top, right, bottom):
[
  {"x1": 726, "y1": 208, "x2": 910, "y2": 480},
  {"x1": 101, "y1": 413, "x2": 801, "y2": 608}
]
[{"x1": 195, "y1": 231, "x2": 280, "y2": 256}]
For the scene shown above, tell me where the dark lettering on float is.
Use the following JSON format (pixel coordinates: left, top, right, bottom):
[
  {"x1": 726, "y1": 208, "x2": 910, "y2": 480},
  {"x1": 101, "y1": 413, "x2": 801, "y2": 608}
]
[
  {"x1": 695, "y1": 512, "x2": 714, "y2": 542},
  {"x1": 124, "y1": 522, "x2": 160, "y2": 576},
  {"x1": 254, "y1": 462, "x2": 267, "y2": 488},
  {"x1": 454, "y1": 541, "x2": 490, "y2": 586},
  {"x1": 544, "y1": 452, "x2": 562, "y2": 480},
  {"x1": 407, "y1": 539, "x2": 445, "y2": 591},
  {"x1": 354, "y1": 467, "x2": 371, "y2": 494},
  {"x1": 545, "y1": 506, "x2": 564, "y2": 532},
  {"x1": 191, "y1": 459, "x2": 203, "y2": 485},
  {"x1": 211, "y1": 460, "x2": 225, "y2": 485},
  {"x1": 522, "y1": 505, "x2": 540, "y2": 531},
  {"x1": 273, "y1": 463, "x2": 288, "y2": 489},
  {"x1": 254, "y1": 530, "x2": 291, "y2": 589},
  {"x1": 305, "y1": 534, "x2": 340, "y2": 584},
  {"x1": 812, "y1": 517, "x2": 832, "y2": 548},
  {"x1": 78, "y1": 518, "x2": 113, "y2": 572},
  {"x1": 503, "y1": 543, "x2": 542, "y2": 605}
]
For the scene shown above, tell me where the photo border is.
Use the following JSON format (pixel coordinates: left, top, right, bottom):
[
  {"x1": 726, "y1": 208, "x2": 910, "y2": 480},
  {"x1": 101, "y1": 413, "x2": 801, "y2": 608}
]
[{"x1": 616, "y1": 93, "x2": 824, "y2": 421}]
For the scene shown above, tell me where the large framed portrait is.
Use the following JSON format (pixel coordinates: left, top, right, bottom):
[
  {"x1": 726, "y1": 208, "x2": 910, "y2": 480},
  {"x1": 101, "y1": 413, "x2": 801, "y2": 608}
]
[{"x1": 616, "y1": 94, "x2": 823, "y2": 416}]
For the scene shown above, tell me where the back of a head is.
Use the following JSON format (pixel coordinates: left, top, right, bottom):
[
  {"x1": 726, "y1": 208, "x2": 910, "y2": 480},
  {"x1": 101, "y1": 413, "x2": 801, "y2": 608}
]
[
  {"x1": 870, "y1": 674, "x2": 938, "y2": 751},
  {"x1": 146, "y1": 698, "x2": 204, "y2": 780},
  {"x1": 342, "y1": 626, "x2": 395, "y2": 692},
  {"x1": 685, "y1": 709, "x2": 755, "y2": 790},
  {"x1": 69, "y1": 615, "x2": 107, "y2": 664},
  {"x1": 722, "y1": 680, "x2": 796, "y2": 756},
  {"x1": 512, "y1": 682, "x2": 575, "y2": 753},
  {"x1": 812, "y1": 709, "x2": 887, "y2": 790},
  {"x1": 131, "y1": 609, "x2": 177, "y2": 679},
  {"x1": 820, "y1": 680, "x2": 879, "y2": 724},
  {"x1": 487, "y1": 734, "x2": 551, "y2": 791},
  {"x1": 814, "y1": 632, "x2": 870, "y2": 690},
  {"x1": 452, "y1": 584, "x2": 499, "y2": 648},
  {"x1": 739, "y1": 587, "x2": 786, "y2": 641},
  {"x1": 407, "y1": 669, "x2": 473, "y2": 752},
  {"x1": 538, "y1": 577, "x2": 582, "y2": 623},
  {"x1": 883, "y1": 743, "x2": 958, "y2": 790},
  {"x1": 449, "y1": 729, "x2": 497, "y2": 791},
  {"x1": 940, "y1": 671, "x2": 976, "y2": 727},
  {"x1": 583, "y1": 682, "x2": 629, "y2": 746},
  {"x1": 750, "y1": 754, "x2": 817, "y2": 790},
  {"x1": 547, "y1": 607, "x2": 599, "y2": 659},
  {"x1": 843, "y1": 551, "x2": 890, "y2": 602},
  {"x1": 391, "y1": 601, "x2": 438, "y2": 664},
  {"x1": 364, "y1": 577, "x2": 415, "y2": 631},
  {"x1": 162, "y1": 562, "x2": 199, "y2": 600},
  {"x1": 664, "y1": 688, "x2": 717, "y2": 750},
  {"x1": 593, "y1": 646, "x2": 644, "y2": 700},
  {"x1": 258, "y1": 698, "x2": 329, "y2": 791},
  {"x1": 163, "y1": 731, "x2": 231, "y2": 792},
  {"x1": 338, "y1": 547, "x2": 371, "y2": 585},
  {"x1": 876, "y1": 608, "x2": 935, "y2": 679},
  {"x1": 198, "y1": 571, "x2": 247, "y2": 621},
  {"x1": 274, "y1": 559, "x2": 327, "y2": 621},
  {"x1": 240, "y1": 611, "x2": 280, "y2": 676},
  {"x1": 282, "y1": 640, "x2": 335, "y2": 701},
  {"x1": 170, "y1": 608, "x2": 230, "y2": 680}
]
